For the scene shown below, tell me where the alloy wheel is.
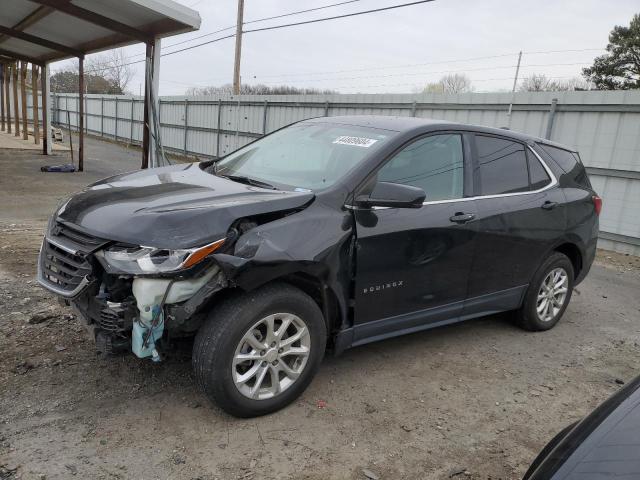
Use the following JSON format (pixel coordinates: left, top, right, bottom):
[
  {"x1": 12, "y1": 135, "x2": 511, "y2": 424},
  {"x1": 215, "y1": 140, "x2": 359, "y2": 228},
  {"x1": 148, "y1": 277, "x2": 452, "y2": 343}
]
[
  {"x1": 232, "y1": 313, "x2": 311, "y2": 400},
  {"x1": 536, "y1": 267, "x2": 569, "y2": 322}
]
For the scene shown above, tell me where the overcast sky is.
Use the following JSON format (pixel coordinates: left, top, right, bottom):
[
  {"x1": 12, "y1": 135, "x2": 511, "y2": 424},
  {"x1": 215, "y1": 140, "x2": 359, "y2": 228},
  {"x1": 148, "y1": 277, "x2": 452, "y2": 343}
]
[{"x1": 56, "y1": 0, "x2": 639, "y2": 96}]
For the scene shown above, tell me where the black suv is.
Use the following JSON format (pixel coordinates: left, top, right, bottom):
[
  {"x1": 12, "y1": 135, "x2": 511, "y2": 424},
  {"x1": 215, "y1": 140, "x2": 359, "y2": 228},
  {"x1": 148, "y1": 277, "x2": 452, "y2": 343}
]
[{"x1": 38, "y1": 116, "x2": 600, "y2": 417}]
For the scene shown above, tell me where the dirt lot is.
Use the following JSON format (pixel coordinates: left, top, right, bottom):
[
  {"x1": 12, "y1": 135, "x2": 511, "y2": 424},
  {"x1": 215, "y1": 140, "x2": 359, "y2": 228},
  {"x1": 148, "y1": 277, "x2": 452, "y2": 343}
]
[{"x1": 1, "y1": 137, "x2": 640, "y2": 480}]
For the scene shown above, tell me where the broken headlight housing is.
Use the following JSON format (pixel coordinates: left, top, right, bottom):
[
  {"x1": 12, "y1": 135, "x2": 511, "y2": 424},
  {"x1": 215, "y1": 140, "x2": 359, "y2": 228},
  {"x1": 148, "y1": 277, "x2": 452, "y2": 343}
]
[{"x1": 95, "y1": 239, "x2": 225, "y2": 275}]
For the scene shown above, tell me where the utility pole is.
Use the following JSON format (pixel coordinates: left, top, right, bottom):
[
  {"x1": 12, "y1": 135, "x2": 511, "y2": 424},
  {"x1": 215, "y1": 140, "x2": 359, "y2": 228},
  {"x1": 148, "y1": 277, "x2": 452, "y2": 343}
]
[
  {"x1": 232, "y1": 0, "x2": 244, "y2": 95},
  {"x1": 507, "y1": 50, "x2": 522, "y2": 118}
]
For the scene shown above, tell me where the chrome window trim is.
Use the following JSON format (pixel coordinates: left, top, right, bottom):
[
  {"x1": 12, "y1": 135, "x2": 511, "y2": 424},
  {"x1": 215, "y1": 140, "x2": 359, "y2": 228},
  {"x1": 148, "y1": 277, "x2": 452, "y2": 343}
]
[{"x1": 345, "y1": 146, "x2": 557, "y2": 210}]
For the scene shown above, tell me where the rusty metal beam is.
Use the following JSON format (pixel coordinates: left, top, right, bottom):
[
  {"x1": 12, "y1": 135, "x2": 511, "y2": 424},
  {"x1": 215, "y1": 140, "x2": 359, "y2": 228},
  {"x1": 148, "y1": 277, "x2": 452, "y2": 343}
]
[
  {"x1": 29, "y1": 0, "x2": 153, "y2": 44},
  {"x1": 0, "y1": 24, "x2": 83, "y2": 57}
]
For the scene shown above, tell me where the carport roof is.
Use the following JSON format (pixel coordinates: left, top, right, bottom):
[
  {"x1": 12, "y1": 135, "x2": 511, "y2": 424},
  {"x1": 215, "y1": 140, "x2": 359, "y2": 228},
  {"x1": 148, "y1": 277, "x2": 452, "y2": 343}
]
[{"x1": 0, "y1": 0, "x2": 201, "y2": 65}]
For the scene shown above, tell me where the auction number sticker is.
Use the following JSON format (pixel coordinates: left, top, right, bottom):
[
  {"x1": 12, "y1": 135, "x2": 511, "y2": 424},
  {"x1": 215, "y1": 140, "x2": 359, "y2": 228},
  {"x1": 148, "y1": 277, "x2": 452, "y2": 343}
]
[{"x1": 333, "y1": 136, "x2": 379, "y2": 148}]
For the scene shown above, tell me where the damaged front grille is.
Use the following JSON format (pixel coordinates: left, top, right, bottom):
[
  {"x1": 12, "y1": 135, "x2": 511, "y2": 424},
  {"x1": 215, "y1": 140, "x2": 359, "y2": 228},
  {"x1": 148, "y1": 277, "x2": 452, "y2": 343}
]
[{"x1": 38, "y1": 223, "x2": 108, "y2": 297}]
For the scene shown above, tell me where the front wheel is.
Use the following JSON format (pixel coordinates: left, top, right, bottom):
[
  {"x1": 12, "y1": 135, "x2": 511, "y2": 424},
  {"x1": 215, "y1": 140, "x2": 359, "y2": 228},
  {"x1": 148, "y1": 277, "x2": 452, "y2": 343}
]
[
  {"x1": 515, "y1": 252, "x2": 574, "y2": 331},
  {"x1": 192, "y1": 283, "x2": 326, "y2": 417}
]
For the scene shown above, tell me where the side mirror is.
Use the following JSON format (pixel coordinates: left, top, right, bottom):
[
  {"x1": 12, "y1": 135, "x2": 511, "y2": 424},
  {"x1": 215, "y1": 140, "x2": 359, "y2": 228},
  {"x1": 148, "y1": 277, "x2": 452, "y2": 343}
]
[{"x1": 356, "y1": 182, "x2": 426, "y2": 209}]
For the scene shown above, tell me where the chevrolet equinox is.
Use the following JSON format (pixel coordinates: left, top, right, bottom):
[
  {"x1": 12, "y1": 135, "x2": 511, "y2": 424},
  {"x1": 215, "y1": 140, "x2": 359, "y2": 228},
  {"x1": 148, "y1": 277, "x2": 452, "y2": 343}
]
[{"x1": 38, "y1": 116, "x2": 600, "y2": 417}]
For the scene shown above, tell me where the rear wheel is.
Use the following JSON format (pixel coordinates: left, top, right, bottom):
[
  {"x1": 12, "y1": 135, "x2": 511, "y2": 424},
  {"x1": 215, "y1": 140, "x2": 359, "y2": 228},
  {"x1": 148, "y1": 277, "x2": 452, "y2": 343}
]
[
  {"x1": 192, "y1": 283, "x2": 326, "y2": 417},
  {"x1": 515, "y1": 252, "x2": 574, "y2": 331}
]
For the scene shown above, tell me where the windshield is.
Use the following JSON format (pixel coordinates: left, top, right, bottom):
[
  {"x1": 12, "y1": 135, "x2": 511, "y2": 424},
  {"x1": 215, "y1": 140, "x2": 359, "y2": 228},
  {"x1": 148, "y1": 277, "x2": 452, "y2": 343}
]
[{"x1": 214, "y1": 122, "x2": 394, "y2": 190}]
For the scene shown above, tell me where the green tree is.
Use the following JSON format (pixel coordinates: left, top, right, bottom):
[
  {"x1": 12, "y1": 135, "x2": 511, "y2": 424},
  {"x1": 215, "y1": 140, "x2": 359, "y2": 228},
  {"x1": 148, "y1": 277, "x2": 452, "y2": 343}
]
[{"x1": 583, "y1": 13, "x2": 640, "y2": 90}]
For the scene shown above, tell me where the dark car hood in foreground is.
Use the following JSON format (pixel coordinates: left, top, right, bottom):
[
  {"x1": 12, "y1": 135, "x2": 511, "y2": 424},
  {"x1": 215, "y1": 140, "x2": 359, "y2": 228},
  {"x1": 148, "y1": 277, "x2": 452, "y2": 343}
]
[
  {"x1": 55, "y1": 163, "x2": 314, "y2": 249},
  {"x1": 525, "y1": 374, "x2": 640, "y2": 480}
]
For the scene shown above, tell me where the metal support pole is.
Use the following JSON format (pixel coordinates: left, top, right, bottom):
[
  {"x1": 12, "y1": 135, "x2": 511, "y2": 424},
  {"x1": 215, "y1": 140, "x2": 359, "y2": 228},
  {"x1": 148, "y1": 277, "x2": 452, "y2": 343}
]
[
  {"x1": 183, "y1": 98, "x2": 188, "y2": 155},
  {"x1": 78, "y1": 56, "x2": 84, "y2": 171},
  {"x1": 142, "y1": 42, "x2": 151, "y2": 169},
  {"x1": 232, "y1": 0, "x2": 244, "y2": 95},
  {"x1": 130, "y1": 97, "x2": 134, "y2": 145},
  {"x1": 150, "y1": 38, "x2": 161, "y2": 168},
  {"x1": 216, "y1": 98, "x2": 222, "y2": 157},
  {"x1": 324, "y1": 101, "x2": 329, "y2": 117},
  {"x1": 262, "y1": 99, "x2": 268, "y2": 135},
  {"x1": 411, "y1": 100, "x2": 417, "y2": 117},
  {"x1": 32, "y1": 65, "x2": 39, "y2": 144},
  {"x1": 41, "y1": 63, "x2": 49, "y2": 155},
  {"x1": 545, "y1": 98, "x2": 558, "y2": 140},
  {"x1": 101, "y1": 97, "x2": 104, "y2": 136},
  {"x1": 5, "y1": 63, "x2": 11, "y2": 134},
  {"x1": 114, "y1": 97, "x2": 118, "y2": 141}
]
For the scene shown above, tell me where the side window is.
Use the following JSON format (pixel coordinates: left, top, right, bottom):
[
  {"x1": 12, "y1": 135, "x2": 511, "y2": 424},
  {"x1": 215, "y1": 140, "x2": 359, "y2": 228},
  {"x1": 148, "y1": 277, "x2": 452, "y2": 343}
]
[
  {"x1": 377, "y1": 134, "x2": 464, "y2": 201},
  {"x1": 527, "y1": 150, "x2": 551, "y2": 190},
  {"x1": 475, "y1": 135, "x2": 529, "y2": 195}
]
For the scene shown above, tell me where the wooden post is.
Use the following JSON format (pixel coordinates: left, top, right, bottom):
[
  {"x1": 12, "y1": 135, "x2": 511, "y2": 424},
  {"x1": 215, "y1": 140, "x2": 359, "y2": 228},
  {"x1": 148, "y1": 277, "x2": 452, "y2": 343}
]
[
  {"x1": 0, "y1": 64, "x2": 5, "y2": 132},
  {"x1": 5, "y1": 63, "x2": 11, "y2": 134},
  {"x1": 78, "y1": 56, "x2": 84, "y2": 172},
  {"x1": 32, "y1": 65, "x2": 40, "y2": 144},
  {"x1": 20, "y1": 61, "x2": 28, "y2": 140},
  {"x1": 12, "y1": 63, "x2": 19, "y2": 136}
]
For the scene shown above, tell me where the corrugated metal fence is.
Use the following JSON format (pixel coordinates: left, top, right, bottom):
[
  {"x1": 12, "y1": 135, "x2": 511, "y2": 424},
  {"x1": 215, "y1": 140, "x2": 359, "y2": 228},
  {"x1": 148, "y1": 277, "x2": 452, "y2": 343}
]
[{"x1": 49, "y1": 91, "x2": 640, "y2": 255}]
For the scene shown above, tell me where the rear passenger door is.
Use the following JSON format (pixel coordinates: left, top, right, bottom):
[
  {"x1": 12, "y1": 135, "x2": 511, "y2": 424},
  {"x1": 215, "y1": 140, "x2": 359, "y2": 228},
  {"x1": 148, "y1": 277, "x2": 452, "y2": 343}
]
[{"x1": 465, "y1": 134, "x2": 566, "y2": 313}]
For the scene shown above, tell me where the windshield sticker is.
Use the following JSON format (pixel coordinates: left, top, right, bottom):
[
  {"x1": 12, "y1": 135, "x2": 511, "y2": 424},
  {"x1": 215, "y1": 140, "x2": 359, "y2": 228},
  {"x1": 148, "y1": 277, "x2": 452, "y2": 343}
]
[{"x1": 333, "y1": 136, "x2": 379, "y2": 148}]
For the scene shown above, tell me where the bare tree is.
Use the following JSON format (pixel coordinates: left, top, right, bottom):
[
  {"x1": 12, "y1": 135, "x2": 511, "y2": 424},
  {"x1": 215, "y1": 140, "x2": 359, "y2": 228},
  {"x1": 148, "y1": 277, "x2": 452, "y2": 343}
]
[
  {"x1": 423, "y1": 74, "x2": 473, "y2": 94},
  {"x1": 519, "y1": 74, "x2": 594, "y2": 92},
  {"x1": 519, "y1": 74, "x2": 555, "y2": 92},
  {"x1": 60, "y1": 49, "x2": 133, "y2": 94},
  {"x1": 185, "y1": 83, "x2": 337, "y2": 96},
  {"x1": 85, "y1": 49, "x2": 134, "y2": 94}
]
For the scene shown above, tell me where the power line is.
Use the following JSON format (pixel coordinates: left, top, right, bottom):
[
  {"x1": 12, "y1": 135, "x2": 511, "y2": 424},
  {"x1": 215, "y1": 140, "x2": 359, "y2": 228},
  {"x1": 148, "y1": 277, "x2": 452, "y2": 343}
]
[
  {"x1": 242, "y1": 0, "x2": 436, "y2": 34},
  {"x1": 97, "y1": 0, "x2": 436, "y2": 68},
  {"x1": 130, "y1": 0, "x2": 369, "y2": 56},
  {"x1": 249, "y1": 50, "x2": 605, "y2": 80},
  {"x1": 252, "y1": 62, "x2": 593, "y2": 85}
]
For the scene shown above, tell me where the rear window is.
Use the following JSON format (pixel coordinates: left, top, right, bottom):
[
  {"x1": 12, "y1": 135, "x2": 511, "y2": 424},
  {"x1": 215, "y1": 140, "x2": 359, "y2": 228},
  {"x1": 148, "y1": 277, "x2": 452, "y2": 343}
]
[
  {"x1": 538, "y1": 144, "x2": 578, "y2": 172},
  {"x1": 538, "y1": 143, "x2": 591, "y2": 188}
]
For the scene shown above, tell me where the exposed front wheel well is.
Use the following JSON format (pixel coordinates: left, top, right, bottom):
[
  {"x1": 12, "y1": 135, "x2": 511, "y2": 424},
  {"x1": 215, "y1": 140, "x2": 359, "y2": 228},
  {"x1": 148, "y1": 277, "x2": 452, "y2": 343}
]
[
  {"x1": 279, "y1": 273, "x2": 342, "y2": 342},
  {"x1": 554, "y1": 243, "x2": 583, "y2": 279}
]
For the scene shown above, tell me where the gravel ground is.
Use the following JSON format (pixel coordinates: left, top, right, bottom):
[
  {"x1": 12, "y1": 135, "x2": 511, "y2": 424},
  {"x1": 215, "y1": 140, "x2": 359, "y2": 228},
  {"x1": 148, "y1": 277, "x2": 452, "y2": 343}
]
[{"x1": 1, "y1": 136, "x2": 639, "y2": 480}]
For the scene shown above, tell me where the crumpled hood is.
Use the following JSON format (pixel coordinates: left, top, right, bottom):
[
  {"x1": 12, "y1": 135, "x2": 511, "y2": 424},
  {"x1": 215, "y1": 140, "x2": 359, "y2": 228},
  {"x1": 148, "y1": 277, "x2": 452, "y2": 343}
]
[{"x1": 56, "y1": 163, "x2": 314, "y2": 249}]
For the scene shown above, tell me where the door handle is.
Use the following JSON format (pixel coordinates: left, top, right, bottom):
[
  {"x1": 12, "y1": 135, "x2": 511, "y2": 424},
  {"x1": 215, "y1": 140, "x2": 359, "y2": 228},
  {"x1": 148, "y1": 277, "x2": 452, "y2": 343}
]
[
  {"x1": 449, "y1": 212, "x2": 476, "y2": 224},
  {"x1": 541, "y1": 201, "x2": 558, "y2": 210}
]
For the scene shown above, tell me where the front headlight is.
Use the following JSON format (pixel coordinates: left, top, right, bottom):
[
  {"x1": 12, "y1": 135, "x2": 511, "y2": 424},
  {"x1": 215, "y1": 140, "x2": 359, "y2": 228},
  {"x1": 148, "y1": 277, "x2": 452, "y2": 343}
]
[{"x1": 95, "y1": 239, "x2": 225, "y2": 275}]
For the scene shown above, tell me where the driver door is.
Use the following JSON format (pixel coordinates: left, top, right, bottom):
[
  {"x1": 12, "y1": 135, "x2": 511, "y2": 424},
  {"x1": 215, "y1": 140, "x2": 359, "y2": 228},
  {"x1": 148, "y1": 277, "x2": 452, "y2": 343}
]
[{"x1": 352, "y1": 132, "x2": 478, "y2": 343}]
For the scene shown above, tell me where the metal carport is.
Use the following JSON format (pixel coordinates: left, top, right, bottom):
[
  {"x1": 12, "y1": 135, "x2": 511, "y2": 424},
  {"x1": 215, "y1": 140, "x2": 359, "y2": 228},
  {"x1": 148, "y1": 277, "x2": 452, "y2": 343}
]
[{"x1": 0, "y1": 0, "x2": 200, "y2": 170}]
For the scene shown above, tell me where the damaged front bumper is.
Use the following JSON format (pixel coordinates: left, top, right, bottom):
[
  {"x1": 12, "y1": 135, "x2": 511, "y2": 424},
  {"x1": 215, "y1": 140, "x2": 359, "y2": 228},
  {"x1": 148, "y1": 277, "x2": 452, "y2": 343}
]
[{"x1": 38, "y1": 222, "x2": 228, "y2": 359}]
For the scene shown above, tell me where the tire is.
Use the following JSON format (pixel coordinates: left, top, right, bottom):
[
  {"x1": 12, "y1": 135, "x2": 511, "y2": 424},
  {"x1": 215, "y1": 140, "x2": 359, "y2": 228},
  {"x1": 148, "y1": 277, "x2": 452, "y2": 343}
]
[
  {"x1": 515, "y1": 252, "x2": 574, "y2": 331},
  {"x1": 192, "y1": 282, "x2": 326, "y2": 417}
]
